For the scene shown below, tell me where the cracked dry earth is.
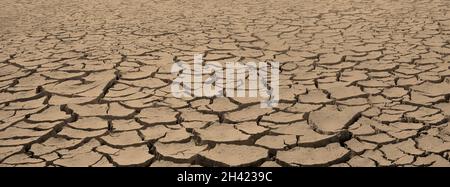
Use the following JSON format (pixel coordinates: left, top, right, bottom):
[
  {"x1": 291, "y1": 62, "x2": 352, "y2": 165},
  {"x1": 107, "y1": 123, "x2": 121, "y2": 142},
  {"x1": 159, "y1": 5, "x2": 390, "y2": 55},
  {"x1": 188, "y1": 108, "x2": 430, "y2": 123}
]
[{"x1": 1, "y1": 0, "x2": 450, "y2": 167}]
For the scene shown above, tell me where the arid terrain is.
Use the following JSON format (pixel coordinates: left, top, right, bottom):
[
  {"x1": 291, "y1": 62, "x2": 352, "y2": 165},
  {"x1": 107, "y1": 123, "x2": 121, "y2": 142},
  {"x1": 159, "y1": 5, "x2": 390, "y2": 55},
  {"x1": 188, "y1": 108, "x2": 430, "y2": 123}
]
[{"x1": 1, "y1": 0, "x2": 450, "y2": 167}]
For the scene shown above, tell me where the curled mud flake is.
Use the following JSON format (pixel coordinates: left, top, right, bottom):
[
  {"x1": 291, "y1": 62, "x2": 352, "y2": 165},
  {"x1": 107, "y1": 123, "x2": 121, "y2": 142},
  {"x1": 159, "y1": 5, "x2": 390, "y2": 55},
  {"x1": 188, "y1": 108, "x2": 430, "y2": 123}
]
[
  {"x1": 308, "y1": 105, "x2": 363, "y2": 134},
  {"x1": 196, "y1": 123, "x2": 250, "y2": 143},
  {"x1": 199, "y1": 144, "x2": 268, "y2": 167},
  {"x1": 110, "y1": 145, "x2": 154, "y2": 166},
  {"x1": 255, "y1": 135, "x2": 297, "y2": 150},
  {"x1": 1, "y1": 0, "x2": 450, "y2": 167},
  {"x1": 154, "y1": 140, "x2": 207, "y2": 161},
  {"x1": 28, "y1": 106, "x2": 71, "y2": 122},
  {"x1": 277, "y1": 143, "x2": 350, "y2": 166},
  {"x1": 100, "y1": 131, "x2": 144, "y2": 147}
]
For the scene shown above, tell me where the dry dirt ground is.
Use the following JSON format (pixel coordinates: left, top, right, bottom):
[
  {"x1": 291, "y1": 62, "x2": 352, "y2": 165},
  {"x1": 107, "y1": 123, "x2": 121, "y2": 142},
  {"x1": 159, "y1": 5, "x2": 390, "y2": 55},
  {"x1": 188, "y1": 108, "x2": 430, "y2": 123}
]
[{"x1": 1, "y1": 0, "x2": 450, "y2": 167}]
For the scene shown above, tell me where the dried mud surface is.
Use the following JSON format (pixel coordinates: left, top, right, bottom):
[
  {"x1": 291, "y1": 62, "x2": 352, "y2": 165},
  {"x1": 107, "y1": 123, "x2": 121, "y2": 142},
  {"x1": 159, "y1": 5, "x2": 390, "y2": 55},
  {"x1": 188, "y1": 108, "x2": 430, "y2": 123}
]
[{"x1": 1, "y1": 0, "x2": 450, "y2": 167}]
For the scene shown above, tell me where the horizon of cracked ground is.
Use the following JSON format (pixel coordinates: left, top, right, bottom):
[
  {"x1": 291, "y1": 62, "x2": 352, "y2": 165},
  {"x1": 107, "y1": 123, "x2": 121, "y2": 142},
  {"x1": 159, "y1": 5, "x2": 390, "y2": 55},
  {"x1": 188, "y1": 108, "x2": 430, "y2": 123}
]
[{"x1": 1, "y1": 0, "x2": 450, "y2": 167}]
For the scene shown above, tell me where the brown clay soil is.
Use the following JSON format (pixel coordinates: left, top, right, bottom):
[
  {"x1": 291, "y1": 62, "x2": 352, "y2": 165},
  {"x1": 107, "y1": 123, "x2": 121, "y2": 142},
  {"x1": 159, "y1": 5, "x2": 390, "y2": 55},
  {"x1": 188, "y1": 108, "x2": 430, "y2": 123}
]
[{"x1": 1, "y1": 0, "x2": 450, "y2": 167}]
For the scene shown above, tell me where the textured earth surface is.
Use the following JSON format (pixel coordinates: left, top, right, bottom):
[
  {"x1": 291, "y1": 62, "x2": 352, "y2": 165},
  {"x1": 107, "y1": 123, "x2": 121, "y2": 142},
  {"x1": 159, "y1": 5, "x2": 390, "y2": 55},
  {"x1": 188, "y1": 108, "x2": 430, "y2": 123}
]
[{"x1": 1, "y1": 0, "x2": 450, "y2": 167}]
